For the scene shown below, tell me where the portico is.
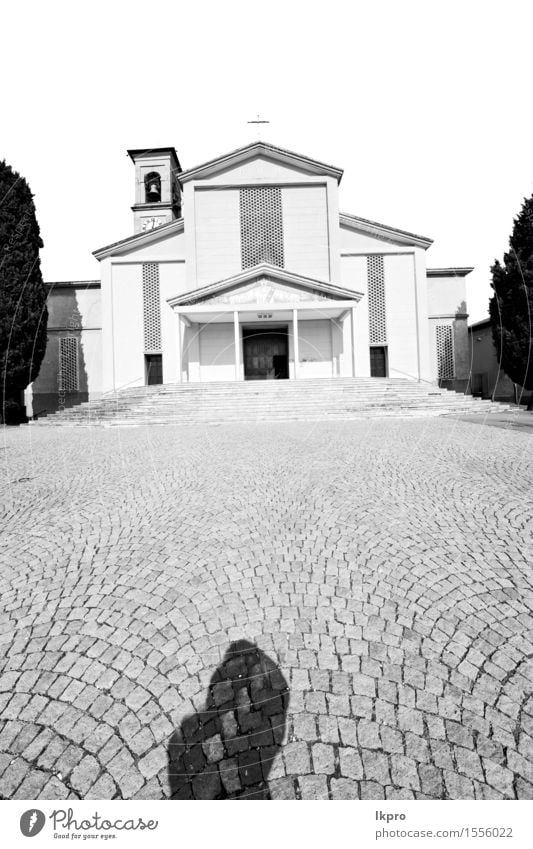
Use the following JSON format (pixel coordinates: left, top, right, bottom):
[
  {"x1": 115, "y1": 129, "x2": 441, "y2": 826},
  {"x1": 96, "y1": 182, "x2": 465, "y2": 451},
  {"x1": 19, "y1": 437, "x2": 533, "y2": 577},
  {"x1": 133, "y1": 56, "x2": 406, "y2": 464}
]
[{"x1": 168, "y1": 264, "x2": 362, "y2": 382}]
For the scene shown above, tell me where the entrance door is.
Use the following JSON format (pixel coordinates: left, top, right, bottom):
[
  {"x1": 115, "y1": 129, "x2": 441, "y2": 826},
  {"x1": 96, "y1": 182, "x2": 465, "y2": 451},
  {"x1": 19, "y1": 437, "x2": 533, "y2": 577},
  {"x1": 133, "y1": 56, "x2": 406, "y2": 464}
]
[
  {"x1": 242, "y1": 326, "x2": 289, "y2": 380},
  {"x1": 370, "y1": 346, "x2": 388, "y2": 377},
  {"x1": 145, "y1": 354, "x2": 163, "y2": 385}
]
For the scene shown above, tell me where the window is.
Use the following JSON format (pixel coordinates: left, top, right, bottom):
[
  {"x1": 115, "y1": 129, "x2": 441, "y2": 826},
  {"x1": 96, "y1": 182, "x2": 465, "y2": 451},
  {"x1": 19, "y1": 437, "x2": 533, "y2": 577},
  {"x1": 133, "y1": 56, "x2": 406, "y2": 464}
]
[
  {"x1": 367, "y1": 255, "x2": 387, "y2": 344},
  {"x1": 436, "y1": 324, "x2": 454, "y2": 379},
  {"x1": 144, "y1": 171, "x2": 161, "y2": 203},
  {"x1": 240, "y1": 187, "x2": 284, "y2": 269},
  {"x1": 59, "y1": 337, "x2": 79, "y2": 392},
  {"x1": 142, "y1": 263, "x2": 162, "y2": 352}
]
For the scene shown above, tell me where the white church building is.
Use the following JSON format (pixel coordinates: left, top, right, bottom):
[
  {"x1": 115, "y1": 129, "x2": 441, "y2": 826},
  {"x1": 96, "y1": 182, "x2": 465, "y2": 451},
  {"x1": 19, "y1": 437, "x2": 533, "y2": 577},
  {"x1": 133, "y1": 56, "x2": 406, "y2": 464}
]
[{"x1": 29, "y1": 141, "x2": 472, "y2": 415}]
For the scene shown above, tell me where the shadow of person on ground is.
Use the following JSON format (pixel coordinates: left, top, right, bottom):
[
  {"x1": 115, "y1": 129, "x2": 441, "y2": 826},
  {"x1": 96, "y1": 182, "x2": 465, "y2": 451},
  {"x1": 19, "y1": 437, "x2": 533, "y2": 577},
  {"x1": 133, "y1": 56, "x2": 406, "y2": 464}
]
[{"x1": 167, "y1": 639, "x2": 289, "y2": 799}]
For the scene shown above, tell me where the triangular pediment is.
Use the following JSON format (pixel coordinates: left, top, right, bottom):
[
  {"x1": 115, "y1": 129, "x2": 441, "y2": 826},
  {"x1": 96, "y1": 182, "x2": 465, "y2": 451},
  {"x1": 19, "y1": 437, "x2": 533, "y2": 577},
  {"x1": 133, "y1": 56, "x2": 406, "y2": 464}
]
[
  {"x1": 168, "y1": 264, "x2": 362, "y2": 308},
  {"x1": 178, "y1": 142, "x2": 343, "y2": 185}
]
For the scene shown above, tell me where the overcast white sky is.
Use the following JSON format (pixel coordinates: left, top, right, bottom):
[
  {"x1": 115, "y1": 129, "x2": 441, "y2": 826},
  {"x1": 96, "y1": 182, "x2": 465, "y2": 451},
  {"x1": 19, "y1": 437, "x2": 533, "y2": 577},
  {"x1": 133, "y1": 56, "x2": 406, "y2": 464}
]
[{"x1": 2, "y1": 0, "x2": 532, "y2": 322}]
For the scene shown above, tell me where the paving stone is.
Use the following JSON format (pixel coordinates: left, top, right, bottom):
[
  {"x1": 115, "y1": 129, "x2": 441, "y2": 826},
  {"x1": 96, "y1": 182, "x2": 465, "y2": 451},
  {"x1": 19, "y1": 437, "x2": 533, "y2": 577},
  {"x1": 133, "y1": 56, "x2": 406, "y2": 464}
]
[
  {"x1": 483, "y1": 760, "x2": 516, "y2": 798},
  {"x1": 444, "y1": 770, "x2": 475, "y2": 799},
  {"x1": 419, "y1": 764, "x2": 444, "y2": 797},
  {"x1": 357, "y1": 720, "x2": 381, "y2": 750},
  {"x1": 70, "y1": 756, "x2": 100, "y2": 795},
  {"x1": 456, "y1": 747, "x2": 484, "y2": 782},
  {"x1": 283, "y1": 741, "x2": 311, "y2": 775},
  {"x1": 339, "y1": 746, "x2": 364, "y2": 780},
  {"x1": 85, "y1": 774, "x2": 118, "y2": 799},
  {"x1": 318, "y1": 715, "x2": 339, "y2": 744},
  {"x1": 298, "y1": 774, "x2": 328, "y2": 799},
  {"x1": 362, "y1": 750, "x2": 390, "y2": 784},
  {"x1": 269, "y1": 776, "x2": 296, "y2": 799},
  {"x1": 311, "y1": 743, "x2": 335, "y2": 774},
  {"x1": 405, "y1": 732, "x2": 430, "y2": 763},
  {"x1": 390, "y1": 755, "x2": 420, "y2": 791},
  {"x1": 331, "y1": 777, "x2": 359, "y2": 799},
  {"x1": 293, "y1": 712, "x2": 318, "y2": 742},
  {"x1": 338, "y1": 718, "x2": 358, "y2": 747}
]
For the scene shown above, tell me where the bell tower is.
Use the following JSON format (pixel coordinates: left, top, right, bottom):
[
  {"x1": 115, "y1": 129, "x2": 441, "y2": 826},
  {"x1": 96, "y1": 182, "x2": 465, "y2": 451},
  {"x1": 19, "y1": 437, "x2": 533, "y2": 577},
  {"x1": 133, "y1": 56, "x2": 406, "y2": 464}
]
[{"x1": 128, "y1": 147, "x2": 182, "y2": 234}]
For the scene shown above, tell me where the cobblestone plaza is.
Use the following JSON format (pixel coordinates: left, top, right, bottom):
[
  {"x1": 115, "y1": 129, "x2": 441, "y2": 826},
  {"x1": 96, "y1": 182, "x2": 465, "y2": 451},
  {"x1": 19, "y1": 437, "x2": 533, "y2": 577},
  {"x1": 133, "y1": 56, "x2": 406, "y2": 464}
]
[{"x1": 0, "y1": 418, "x2": 532, "y2": 800}]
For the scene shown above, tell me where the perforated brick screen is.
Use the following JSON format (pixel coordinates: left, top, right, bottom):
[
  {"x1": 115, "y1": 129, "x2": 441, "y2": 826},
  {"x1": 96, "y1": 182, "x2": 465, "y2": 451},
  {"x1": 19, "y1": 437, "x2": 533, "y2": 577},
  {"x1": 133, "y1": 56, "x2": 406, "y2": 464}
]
[
  {"x1": 436, "y1": 324, "x2": 455, "y2": 379},
  {"x1": 240, "y1": 187, "x2": 284, "y2": 269},
  {"x1": 143, "y1": 263, "x2": 162, "y2": 352},
  {"x1": 367, "y1": 255, "x2": 387, "y2": 344},
  {"x1": 59, "y1": 337, "x2": 79, "y2": 392}
]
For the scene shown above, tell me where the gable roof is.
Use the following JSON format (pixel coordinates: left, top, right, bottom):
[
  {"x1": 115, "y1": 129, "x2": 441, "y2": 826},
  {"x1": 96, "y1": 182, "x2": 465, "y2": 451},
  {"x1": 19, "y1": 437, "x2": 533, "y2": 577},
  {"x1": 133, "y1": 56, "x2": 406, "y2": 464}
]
[
  {"x1": 168, "y1": 263, "x2": 362, "y2": 307},
  {"x1": 340, "y1": 212, "x2": 433, "y2": 249},
  {"x1": 177, "y1": 141, "x2": 344, "y2": 185},
  {"x1": 426, "y1": 267, "x2": 473, "y2": 277},
  {"x1": 93, "y1": 218, "x2": 184, "y2": 260}
]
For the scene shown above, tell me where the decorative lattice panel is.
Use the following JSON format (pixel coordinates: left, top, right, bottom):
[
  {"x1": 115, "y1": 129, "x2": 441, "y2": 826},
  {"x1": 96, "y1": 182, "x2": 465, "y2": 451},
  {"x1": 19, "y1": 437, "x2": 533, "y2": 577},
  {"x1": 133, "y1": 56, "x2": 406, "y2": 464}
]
[
  {"x1": 240, "y1": 187, "x2": 284, "y2": 269},
  {"x1": 367, "y1": 255, "x2": 387, "y2": 344},
  {"x1": 142, "y1": 263, "x2": 162, "y2": 352},
  {"x1": 436, "y1": 324, "x2": 455, "y2": 379},
  {"x1": 59, "y1": 337, "x2": 79, "y2": 392}
]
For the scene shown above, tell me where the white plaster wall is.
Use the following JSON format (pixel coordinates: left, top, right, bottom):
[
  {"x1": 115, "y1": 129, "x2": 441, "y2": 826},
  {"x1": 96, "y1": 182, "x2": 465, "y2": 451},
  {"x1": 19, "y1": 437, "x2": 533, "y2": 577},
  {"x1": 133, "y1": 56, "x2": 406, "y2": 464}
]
[
  {"x1": 341, "y1": 255, "x2": 369, "y2": 376},
  {"x1": 46, "y1": 284, "x2": 100, "y2": 328},
  {"x1": 101, "y1": 260, "x2": 114, "y2": 392},
  {"x1": 427, "y1": 274, "x2": 467, "y2": 316},
  {"x1": 81, "y1": 328, "x2": 102, "y2": 396},
  {"x1": 122, "y1": 228, "x2": 186, "y2": 261},
  {"x1": 298, "y1": 319, "x2": 333, "y2": 377},
  {"x1": 110, "y1": 263, "x2": 144, "y2": 390},
  {"x1": 195, "y1": 189, "x2": 241, "y2": 286},
  {"x1": 199, "y1": 323, "x2": 236, "y2": 381},
  {"x1": 159, "y1": 263, "x2": 186, "y2": 384},
  {"x1": 282, "y1": 186, "x2": 329, "y2": 281},
  {"x1": 413, "y1": 249, "x2": 432, "y2": 383},
  {"x1": 384, "y1": 254, "x2": 419, "y2": 380}
]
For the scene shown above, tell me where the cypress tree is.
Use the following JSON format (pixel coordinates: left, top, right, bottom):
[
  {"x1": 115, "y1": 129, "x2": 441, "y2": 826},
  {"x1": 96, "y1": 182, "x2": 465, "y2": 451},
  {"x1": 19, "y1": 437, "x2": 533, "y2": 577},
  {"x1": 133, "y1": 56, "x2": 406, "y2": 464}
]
[{"x1": 0, "y1": 160, "x2": 48, "y2": 423}]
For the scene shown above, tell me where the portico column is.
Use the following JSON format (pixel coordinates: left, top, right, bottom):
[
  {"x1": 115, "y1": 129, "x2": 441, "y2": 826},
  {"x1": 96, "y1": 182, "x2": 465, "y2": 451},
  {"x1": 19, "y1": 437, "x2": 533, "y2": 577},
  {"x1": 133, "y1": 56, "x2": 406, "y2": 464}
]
[
  {"x1": 351, "y1": 306, "x2": 357, "y2": 377},
  {"x1": 233, "y1": 311, "x2": 240, "y2": 381},
  {"x1": 176, "y1": 311, "x2": 182, "y2": 383},
  {"x1": 292, "y1": 309, "x2": 299, "y2": 379}
]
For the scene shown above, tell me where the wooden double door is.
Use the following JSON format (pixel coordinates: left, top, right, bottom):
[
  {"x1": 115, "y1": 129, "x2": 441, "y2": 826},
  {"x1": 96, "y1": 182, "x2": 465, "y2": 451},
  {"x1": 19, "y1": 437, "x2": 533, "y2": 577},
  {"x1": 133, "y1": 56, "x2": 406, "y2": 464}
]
[{"x1": 242, "y1": 326, "x2": 289, "y2": 380}]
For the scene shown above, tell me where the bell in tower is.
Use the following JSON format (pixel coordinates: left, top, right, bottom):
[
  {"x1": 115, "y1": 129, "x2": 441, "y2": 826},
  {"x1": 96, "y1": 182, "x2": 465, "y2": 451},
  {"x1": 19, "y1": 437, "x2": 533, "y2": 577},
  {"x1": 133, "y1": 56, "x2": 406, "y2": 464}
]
[{"x1": 145, "y1": 172, "x2": 161, "y2": 203}]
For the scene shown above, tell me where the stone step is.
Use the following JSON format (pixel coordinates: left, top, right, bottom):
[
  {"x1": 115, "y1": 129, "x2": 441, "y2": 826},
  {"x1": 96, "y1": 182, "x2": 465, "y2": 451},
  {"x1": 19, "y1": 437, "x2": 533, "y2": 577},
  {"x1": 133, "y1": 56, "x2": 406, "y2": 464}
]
[{"x1": 30, "y1": 378, "x2": 512, "y2": 427}]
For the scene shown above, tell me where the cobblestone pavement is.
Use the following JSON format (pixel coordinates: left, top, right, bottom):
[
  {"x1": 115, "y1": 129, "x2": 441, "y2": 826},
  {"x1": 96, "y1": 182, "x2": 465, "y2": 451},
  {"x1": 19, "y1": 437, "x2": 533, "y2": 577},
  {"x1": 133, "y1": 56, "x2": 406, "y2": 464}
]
[{"x1": 0, "y1": 418, "x2": 532, "y2": 800}]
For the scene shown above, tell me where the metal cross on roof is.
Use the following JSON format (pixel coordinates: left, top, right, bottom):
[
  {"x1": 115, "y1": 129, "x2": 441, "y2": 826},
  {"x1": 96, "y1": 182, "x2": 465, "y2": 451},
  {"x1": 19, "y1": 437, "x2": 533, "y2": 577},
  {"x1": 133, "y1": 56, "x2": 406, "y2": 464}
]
[{"x1": 247, "y1": 115, "x2": 270, "y2": 138}]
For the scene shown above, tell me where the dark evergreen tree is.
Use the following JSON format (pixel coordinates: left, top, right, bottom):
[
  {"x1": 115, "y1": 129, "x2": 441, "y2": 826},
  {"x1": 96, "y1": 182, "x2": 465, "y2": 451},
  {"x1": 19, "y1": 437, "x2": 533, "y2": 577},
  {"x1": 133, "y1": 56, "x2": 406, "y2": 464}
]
[
  {"x1": 0, "y1": 161, "x2": 48, "y2": 423},
  {"x1": 489, "y1": 195, "x2": 533, "y2": 408}
]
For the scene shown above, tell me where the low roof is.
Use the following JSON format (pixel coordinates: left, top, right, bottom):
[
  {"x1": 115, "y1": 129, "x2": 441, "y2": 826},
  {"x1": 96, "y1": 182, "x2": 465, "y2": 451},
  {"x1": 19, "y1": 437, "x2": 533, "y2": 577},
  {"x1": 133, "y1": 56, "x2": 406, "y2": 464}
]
[
  {"x1": 46, "y1": 279, "x2": 100, "y2": 289},
  {"x1": 427, "y1": 267, "x2": 474, "y2": 277},
  {"x1": 469, "y1": 317, "x2": 492, "y2": 330},
  {"x1": 177, "y1": 141, "x2": 344, "y2": 184},
  {"x1": 340, "y1": 212, "x2": 433, "y2": 249},
  {"x1": 127, "y1": 147, "x2": 181, "y2": 170},
  {"x1": 93, "y1": 218, "x2": 184, "y2": 260}
]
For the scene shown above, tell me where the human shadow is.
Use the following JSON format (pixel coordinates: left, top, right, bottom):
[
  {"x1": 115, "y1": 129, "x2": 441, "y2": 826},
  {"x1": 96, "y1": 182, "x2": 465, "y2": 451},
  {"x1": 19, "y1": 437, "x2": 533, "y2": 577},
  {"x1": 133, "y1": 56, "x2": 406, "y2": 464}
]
[{"x1": 167, "y1": 639, "x2": 289, "y2": 799}]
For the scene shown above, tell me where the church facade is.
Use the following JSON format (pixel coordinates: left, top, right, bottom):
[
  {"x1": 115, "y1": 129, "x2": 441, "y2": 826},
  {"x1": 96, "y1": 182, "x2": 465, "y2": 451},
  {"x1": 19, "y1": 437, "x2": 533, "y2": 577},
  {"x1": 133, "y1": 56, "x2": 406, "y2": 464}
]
[{"x1": 28, "y1": 142, "x2": 473, "y2": 416}]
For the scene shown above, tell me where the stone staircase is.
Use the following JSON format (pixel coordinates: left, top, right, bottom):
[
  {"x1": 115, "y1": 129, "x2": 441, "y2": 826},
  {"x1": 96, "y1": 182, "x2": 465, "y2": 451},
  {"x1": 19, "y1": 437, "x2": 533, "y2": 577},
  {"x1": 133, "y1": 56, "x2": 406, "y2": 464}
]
[{"x1": 29, "y1": 378, "x2": 513, "y2": 427}]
